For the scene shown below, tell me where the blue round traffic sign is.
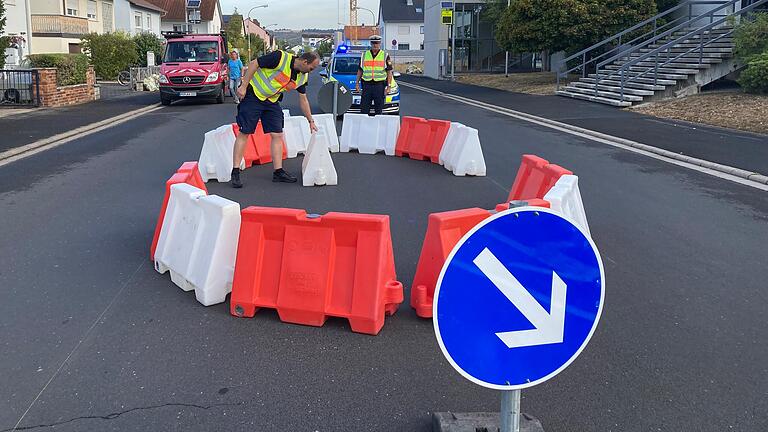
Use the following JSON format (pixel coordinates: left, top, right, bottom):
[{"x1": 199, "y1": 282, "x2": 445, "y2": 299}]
[{"x1": 433, "y1": 207, "x2": 605, "y2": 390}]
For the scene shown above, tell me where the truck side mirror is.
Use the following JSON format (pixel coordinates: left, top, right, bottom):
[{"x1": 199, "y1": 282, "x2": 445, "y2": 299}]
[{"x1": 319, "y1": 70, "x2": 328, "y2": 78}]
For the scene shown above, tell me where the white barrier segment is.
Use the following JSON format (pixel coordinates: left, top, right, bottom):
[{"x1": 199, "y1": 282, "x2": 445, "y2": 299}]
[
  {"x1": 154, "y1": 183, "x2": 241, "y2": 306},
  {"x1": 282, "y1": 109, "x2": 290, "y2": 118},
  {"x1": 198, "y1": 124, "x2": 244, "y2": 182},
  {"x1": 544, "y1": 175, "x2": 590, "y2": 236},
  {"x1": 301, "y1": 127, "x2": 338, "y2": 187},
  {"x1": 283, "y1": 116, "x2": 311, "y2": 158},
  {"x1": 313, "y1": 113, "x2": 340, "y2": 152},
  {"x1": 439, "y1": 122, "x2": 487, "y2": 177},
  {"x1": 340, "y1": 113, "x2": 400, "y2": 155}
]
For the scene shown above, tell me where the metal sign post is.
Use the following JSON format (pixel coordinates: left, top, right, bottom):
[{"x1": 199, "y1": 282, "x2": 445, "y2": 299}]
[
  {"x1": 505, "y1": 0, "x2": 510, "y2": 77},
  {"x1": 500, "y1": 390, "x2": 521, "y2": 432}
]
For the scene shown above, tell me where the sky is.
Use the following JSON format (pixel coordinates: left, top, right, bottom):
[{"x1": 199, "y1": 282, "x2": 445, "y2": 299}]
[{"x1": 219, "y1": 0, "x2": 382, "y2": 30}]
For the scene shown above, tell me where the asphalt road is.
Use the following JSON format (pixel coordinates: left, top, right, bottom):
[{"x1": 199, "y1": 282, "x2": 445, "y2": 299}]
[{"x1": 1, "y1": 72, "x2": 766, "y2": 432}]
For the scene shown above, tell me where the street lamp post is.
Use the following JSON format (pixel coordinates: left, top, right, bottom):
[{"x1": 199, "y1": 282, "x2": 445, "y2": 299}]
[{"x1": 245, "y1": 4, "x2": 269, "y2": 60}]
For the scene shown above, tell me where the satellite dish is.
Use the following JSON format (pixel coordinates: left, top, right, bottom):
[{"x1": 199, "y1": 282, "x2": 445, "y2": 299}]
[{"x1": 317, "y1": 81, "x2": 353, "y2": 116}]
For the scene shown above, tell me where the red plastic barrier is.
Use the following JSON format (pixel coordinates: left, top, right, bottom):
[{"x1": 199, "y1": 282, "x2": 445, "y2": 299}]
[
  {"x1": 411, "y1": 208, "x2": 490, "y2": 318},
  {"x1": 232, "y1": 123, "x2": 287, "y2": 167},
  {"x1": 507, "y1": 155, "x2": 573, "y2": 201},
  {"x1": 395, "y1": 116, "x2": 451, "y2": 162},
  {"x1": 230, "y1": 207, "x2": 404, "y2": 335},
  {"x1": 150, "y1": 162, "x2": 208, "y2": 261}
]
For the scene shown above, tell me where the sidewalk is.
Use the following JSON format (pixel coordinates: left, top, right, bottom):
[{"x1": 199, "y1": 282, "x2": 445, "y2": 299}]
[
  {"x1": 399, "y1": 75, "x2": 768, "y2": 175},
  {"x1": 0, "y1": 87, "x2": 159, "y2": 154}
]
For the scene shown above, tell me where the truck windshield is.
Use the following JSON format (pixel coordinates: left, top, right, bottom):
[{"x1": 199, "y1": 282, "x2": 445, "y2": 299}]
[
  {"x1": 333, "y1": 57, "x2": 360, "y2": 74},
  {"x1": 165, "y1": 41, "x2": 219, "y2": 62}
]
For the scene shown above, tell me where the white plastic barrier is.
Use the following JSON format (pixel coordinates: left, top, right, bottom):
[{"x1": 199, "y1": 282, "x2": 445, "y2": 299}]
[
  {"x1": 439, "y1": 122, "x2": 487, "y2": 177},
  {"x1": 283, "y1": 116, "x2": 311, "y2": 158},
  {"x1": 312, "y1": 113, "x2": 340, "y2": 152},
  {"x1": 198, "y1": 124, "x2": 243, "y2": 183},
  {"x1": 282, "y1": 109, "x2": 291, "y2": 118},
  {"x1": 154, "y1": 183, "x2": 241, "y2": 306},
  {"x1": 340, "y1": 113, "x2": 400, "y2": 155},
  {"x1": 301, "y1": 127, "x2": 338, "y2": 187},
  {"x1": 544, "y1": 175, "x2": 590, "y2": 236}
]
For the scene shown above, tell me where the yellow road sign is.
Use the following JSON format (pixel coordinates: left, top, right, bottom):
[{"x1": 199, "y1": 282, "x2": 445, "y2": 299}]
[{"x1": 441, "y1": 9, "x2": 453, "y2": 25}]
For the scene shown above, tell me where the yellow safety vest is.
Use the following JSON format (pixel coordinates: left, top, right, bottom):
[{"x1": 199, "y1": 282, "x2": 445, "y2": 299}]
[
  {"x1": 249, "y1": 51, "x2": 309, "y2": 103},
  {"x1": 361, "y1": 50, "x2": 387, "y2": 82}
]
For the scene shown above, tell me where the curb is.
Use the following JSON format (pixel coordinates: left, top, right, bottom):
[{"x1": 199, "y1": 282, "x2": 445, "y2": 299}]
[{"x1": 399, "y1": 81, "x2": 768, "y2": 187}]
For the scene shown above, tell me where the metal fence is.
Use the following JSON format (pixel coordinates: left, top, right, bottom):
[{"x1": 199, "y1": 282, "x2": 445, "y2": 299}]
[
  {"x1": 130, "y1": 66, "x2": 162, "y2": 89},
  {"x1": 0, "y1": 69, "x2": 40, "y2": 108}
]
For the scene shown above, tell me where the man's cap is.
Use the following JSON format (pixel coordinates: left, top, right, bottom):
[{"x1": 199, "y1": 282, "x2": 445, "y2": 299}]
[{"x1": 369, "y1": 35, "x2": 382, "y2": 42}]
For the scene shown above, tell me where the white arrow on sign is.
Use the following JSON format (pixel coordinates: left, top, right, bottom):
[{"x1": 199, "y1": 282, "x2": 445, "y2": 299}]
[{"x1": 473, "y1": 248, "x2": 567, "y2": 349}]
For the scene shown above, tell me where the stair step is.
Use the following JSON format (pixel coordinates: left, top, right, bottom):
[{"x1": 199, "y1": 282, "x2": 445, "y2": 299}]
[
  {"x1": 562, "y1": 85, "x2": 644, "y2": 102},
  {"x1": 590, "y1": 72, "x2": 681, "y2": 83},
  {"x1": 571, "y1": 81, "x2": 655, "y2": 96},
  {"x1": 556, "y1": 90, "x2": 633, "y2": 107},
  {"x1": 581, "y1": 77, "x2": 667, "y2": 90},
  {"x1": 619, "y1": 60, "x2": 712, "y2": 69},
  {"x1": 636, "y1": 49, "x2": 729, "y2": 58},
  {"x1": 628, "y1": 55, "x2": 723, "y2": 64},
  {"x1": 605, "y1": 64, "x2": 698, "y2": 75},
  {"x1": 649, "y1": 42, "x2": 734, "y2": 49}
]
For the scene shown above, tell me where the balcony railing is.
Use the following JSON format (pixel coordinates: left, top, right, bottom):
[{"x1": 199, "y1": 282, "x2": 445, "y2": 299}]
[{"x1": 31, "y1": 14, "x2": 89, "y2": 36}]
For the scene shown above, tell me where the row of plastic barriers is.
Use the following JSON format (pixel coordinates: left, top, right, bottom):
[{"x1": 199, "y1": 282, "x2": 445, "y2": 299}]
[
  {"x1": 150, "y1": 154, "x2": 588, "y2": 335},
  {"x1": 196, "y1": 113, "x2": 487, "y2": 188}
]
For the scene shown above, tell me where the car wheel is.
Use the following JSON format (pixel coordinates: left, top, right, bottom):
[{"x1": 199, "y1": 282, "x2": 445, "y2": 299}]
[{"x1": 215, "y1": 86, "x2": 224, "y2": 104}]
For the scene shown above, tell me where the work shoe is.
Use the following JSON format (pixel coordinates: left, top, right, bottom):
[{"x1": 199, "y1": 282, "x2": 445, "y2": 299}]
[
  {"x1": 272, "y1": 168, "x2": 297, "y2": 183},
  {"x1": 231, "y1": 168, "x2": 243, "y2": 188}
]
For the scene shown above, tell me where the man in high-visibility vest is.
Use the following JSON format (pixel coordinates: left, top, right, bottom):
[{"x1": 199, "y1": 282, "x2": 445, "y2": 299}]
[
  {"x1": 231, "y1": 50, "x2": 321, "y2": 188},
  {"x1": 355, "y1": 35, "x2": 393, "y2": 116}
]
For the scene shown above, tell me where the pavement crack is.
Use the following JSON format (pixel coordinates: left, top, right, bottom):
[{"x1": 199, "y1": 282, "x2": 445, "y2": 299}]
[{"x1": 5, "y1": 402, "x2": 243, "y2": 431}]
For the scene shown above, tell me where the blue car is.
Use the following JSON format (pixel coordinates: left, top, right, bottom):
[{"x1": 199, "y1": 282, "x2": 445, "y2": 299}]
[{"x1": 320, "y1": 45, "x2": 401, "y2": 115}]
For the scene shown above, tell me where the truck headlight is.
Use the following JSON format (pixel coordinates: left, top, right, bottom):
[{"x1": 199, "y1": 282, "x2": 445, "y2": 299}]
[
  {"x1": 205, "y1": 72, "x2": 219, "y2": 83},
  {"x1": 158, "y1": 74, "x2": 169, "y2": 84}
]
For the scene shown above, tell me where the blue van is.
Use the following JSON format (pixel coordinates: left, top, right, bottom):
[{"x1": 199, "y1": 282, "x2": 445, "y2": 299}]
[{"x1": 320, "y1": 44, "x2": 400, "y2": 115}]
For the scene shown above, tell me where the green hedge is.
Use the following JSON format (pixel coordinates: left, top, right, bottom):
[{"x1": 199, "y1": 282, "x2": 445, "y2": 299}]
[
  {"x1": 733, "y1": 12, "x2": 768, "y2": 62},
  {"x1": 81, "y1": 32, "x2": 139, "y2": 80},
  {"x1": 738, "y1": 52, "x2": 768, "y2": 93},
  {"x1": 133, "y1": 32, "x2": 164, "y2": 66},
  {"x1": 28, "y1": 53, "x2": 89, "y2": 86}
]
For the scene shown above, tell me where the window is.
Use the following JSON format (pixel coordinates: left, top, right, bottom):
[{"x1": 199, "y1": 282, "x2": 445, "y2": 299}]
[
  {"x1": 398, "y1": 25, "x2": 410, "y2": 35},
  {"x1": 66, "y1": 0, "x2": 79, "y2": 16},
  {"x1": 87, "y1": 0, "x2": 97, "y2": 19},
  {"x1": 420, "y1": 25, "x2": 424, "y2": 34},
  {"x1": 332, "y1": 57, "x2": 361, "y2": 74},
  {"x1": 398, "y1": 43, "x2": 410, "y2": 50},
  {"x1": 134, "y1": 12, "x2": 142, "y2": 32},
  {"x1": 146, "y1": 15, "x2": 151, "y2": 30},
  {"x1": 416, "y1": 7, "x2": 422, "y2": 13},
  {"x1": 165, "y1": 41, "x2": 218, "y2": 62},
  {"x1": 68, "y1": 43, "x2": 81, "y2": 54}
]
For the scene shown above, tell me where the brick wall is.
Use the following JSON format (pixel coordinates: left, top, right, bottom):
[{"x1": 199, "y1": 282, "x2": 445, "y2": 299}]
[{"x1": 35, "y1": 66, "x2": 97, "y2": 108}]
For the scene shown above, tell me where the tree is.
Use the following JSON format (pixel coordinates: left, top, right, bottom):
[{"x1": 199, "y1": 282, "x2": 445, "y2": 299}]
[
  {"x1": 225, "y1": 9, "x2": 245, "y2": 50},
  {"x1": 133, "y1": 32, "x2": 163, "y2": 66},
  {"x1": 495, "y1": 0, "x2": 656, "y2": 69},
  {"x1": 316, "y1": 39, "x2": 333, "y2": 58},
  {"x1": 0, "y1": 0, "x2": 8, "y2": 69}
]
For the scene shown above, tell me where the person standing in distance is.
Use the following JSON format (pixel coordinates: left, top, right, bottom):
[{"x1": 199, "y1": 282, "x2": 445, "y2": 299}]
[
  {"x1": 232, "y1": 50, "x2": 320, "y2": 187},
  {"x1": 355, "y1": 35, "x2": 393, "y2": 116},
  {"x1": 227, "y1": 50, "x2": 244, "y2": 104}
]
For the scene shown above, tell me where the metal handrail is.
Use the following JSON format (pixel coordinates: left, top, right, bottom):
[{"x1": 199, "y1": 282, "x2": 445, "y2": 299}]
[
  {"x1": 595, "y1": 0, "x2": 766, "y2": 101},
  {"x1": 555, "y1": 0, "x2": 729, "y2": 89}
]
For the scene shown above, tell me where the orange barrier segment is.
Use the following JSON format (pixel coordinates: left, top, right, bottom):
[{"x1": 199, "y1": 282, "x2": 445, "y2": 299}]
[
  {"x1": 232, "y1": 123, "x2": 287, "y2": 167},
  {"x1": 150, "y1": 162, "x2": 208, "y2": 261},
  {"x1": 507, "y1": 155, "x2": 573, "y2": 201},
  {"x1": 395, "y1": 116, "x2": 451, "y2": 162},
  {"x1": 230, "y1": 207, "x2": 404, "y2": 335}
]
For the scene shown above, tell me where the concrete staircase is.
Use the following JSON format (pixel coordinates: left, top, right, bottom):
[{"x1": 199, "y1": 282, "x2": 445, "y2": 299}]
[{"x1": 557, "y1": 27, "x2": 741, "y2": 107}]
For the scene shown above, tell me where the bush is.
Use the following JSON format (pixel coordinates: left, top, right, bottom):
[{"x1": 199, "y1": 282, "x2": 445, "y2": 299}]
[
  {"x1": 133, "y1": 32, "x2": 164, "y2": 66},
  {"x1": 80, "y1": 32, "x2": 139, "y2": 80},
  {"x1": 738, "y1": 52, "x2": 768, "y2": 93},
  {"x1": 28, "y1": 53, "x2": 89, "y2": 86},
  {"x1": 733, "y1": 12, "x2": 768, "y2": 62}
]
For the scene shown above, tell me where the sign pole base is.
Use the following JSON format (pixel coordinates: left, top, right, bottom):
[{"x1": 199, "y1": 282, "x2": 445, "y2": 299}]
[{"x1": 432, "y1": 411, "x2": 544, "y2": 432}]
